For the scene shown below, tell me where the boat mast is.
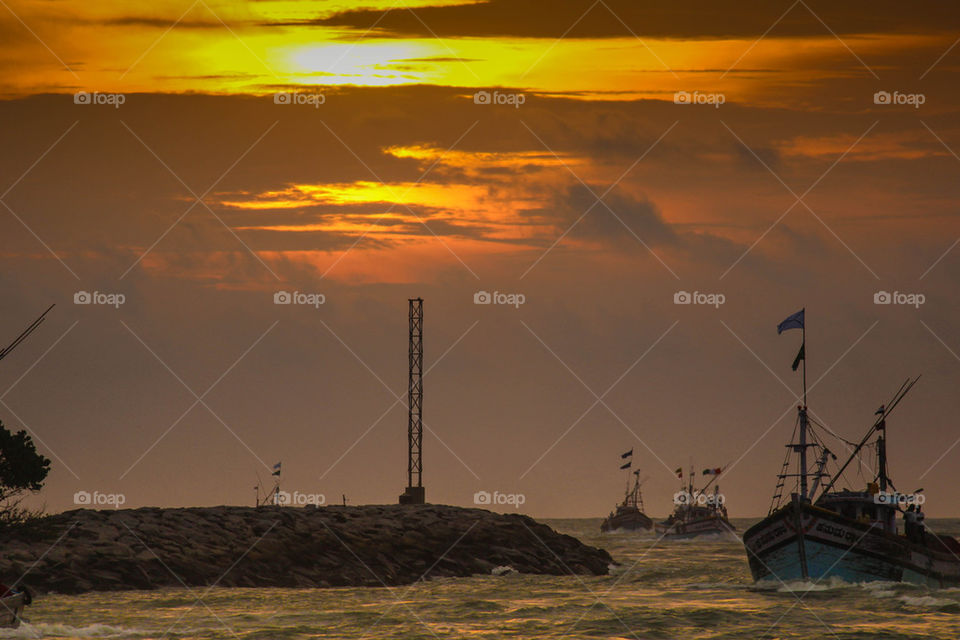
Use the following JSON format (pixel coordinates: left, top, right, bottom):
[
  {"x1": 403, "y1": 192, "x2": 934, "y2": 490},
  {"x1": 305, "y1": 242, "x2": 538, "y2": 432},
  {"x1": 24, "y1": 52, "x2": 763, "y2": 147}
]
[
  {"x1": 796, "y1": 313, "x2": 810, "y2": 502},
  {"x1": 800, "y1": 318, "x2": 808, "y2": 500},
  {"x1": 877, "y1": 416, "x2": 888, "y2": 492},
  {"x1": 633, "y1": 470, "x2": 645, "y2": 512}
]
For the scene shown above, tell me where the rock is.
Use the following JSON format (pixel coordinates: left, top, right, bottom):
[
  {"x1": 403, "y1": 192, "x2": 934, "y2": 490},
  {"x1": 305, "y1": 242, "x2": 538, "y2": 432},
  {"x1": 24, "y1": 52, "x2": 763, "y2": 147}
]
[{"x1": 2, "y1": 504, "x2": 612, "y2": 594}]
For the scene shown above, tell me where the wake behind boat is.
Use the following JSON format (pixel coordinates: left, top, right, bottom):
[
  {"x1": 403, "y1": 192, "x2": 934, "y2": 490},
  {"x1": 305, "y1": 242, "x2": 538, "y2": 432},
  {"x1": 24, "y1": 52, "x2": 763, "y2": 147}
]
[
  {"x1": 743, "y1": 309, "x2": 960, "y2": 587},
  {"x1": 655, "y1": 465, "x2": 734, "y2": 539}
]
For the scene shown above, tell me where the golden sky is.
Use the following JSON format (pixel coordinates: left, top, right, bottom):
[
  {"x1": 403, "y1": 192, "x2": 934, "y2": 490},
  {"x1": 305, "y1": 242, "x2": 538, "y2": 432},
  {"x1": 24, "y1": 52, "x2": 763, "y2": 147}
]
[{"x1": 2, "y1": 1, "x2": 960, "y2": 516}]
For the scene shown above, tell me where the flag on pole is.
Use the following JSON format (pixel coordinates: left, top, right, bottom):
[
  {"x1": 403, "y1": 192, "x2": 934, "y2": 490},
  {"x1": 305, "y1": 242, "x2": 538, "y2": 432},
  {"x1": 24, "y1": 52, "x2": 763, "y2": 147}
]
[
  {"x1": 702, "y1": 467, "x2": 722, "y2": 475},
  {"x1": 777, "y1": 309, "x2": 805, "y2": 334},
  {"x1": 272, "y1": 462, "x2": 282, "y2": 476},
  {"x1": 791, "y1": 343, "x2": 805, "y2": 371},
  {"x1": 875, "y1": 405, "x2": 885, "y2": 415},
  {"x1": 621, "y1": 448, "x2": 633, "y2": 459},
  {"x1": 620, "y1": 461, "x2": 632, "y2": 470},
  {"x1": 675, "y1": 467, "x2": 683, "y2": 478}
]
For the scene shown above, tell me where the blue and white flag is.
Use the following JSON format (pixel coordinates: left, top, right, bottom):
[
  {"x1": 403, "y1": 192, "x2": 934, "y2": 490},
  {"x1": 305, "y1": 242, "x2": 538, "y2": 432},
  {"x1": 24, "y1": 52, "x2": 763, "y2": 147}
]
[{"x1": 777, "y1": 309, "x2": 804, "y2": 334}]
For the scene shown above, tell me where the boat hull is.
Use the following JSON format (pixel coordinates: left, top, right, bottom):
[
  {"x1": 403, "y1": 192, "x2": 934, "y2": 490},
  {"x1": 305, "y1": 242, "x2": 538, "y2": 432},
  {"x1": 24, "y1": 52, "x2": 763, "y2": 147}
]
[
  {"x1": 743, "y1": 501, "x2": 960, "y2": 587},
  {"x1": 0, "y1": 592, "x2": 25, "y2": 629},
  {"x1": 655, "y1": 514, "x2": 735, "y2": 540},
  {"x1": 601, "y1": 509, "x2": 652, "y2": 532}
]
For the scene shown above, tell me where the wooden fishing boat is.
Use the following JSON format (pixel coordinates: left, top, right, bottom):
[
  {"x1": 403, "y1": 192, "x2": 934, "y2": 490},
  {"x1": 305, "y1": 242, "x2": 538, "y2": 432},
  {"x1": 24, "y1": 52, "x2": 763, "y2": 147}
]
[
  {"x1": 743, "y1": 310, "x2": 960, "y2": 586},
  {"x1": 655, "y1": 467, "x2": 734, "y2": 539},
  {"x1": 601, "y1": 467, "x2": 652, "y2": 532}
]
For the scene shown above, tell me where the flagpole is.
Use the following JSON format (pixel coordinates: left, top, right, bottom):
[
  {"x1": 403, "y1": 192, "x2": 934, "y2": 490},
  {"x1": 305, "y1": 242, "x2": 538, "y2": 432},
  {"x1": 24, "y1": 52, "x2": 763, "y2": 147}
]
[
  {"x1": 799, "y1": 308, "x2": 808, "y2": 501},
  {"x1": 801, "y1": 307, "x2": 807, "y2": 408}
]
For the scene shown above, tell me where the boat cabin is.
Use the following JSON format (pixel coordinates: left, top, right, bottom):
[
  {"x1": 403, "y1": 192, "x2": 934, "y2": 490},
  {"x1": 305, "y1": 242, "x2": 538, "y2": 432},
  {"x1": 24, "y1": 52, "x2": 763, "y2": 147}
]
[{"x1": 815, "y1": 487, "x2": 898, "y2": 534}]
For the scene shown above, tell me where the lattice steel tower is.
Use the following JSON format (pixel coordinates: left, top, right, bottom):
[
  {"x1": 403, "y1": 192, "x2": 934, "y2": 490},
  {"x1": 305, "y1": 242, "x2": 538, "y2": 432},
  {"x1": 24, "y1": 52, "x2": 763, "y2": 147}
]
[{"x1": 399, "y1": 298, "x2": 425, "y2": 504}]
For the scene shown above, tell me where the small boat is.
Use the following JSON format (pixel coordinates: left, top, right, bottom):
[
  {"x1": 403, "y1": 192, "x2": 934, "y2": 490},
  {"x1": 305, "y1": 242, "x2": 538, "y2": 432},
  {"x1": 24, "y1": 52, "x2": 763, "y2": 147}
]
[
  {"x1": 601, "y1": 462, "x2": 652, "y2": 532},
  {"x1": 743, "y1": 310, "x2": 960, "y2": 586},
  {"x1": 0, "y1": 584, "x2": 32, "y2": 629},
  {"x1": 655, "y1": 466, "x2": 734, "y2": 539}
]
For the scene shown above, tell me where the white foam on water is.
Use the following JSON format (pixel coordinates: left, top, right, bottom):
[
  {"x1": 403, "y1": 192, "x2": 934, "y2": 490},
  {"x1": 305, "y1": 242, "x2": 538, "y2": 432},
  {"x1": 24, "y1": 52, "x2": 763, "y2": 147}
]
[
  {"x1": 859, "y1": 580, "x2": 903, "y2": 599},
  {"x1": 0, "y1": 623, "x2": 150, "y2": 638},
  {"x1": 773, "y1": 576, "x2": 854, "y2": 592},
  {"x1": 898, "y1": 594, "x2": 957, "y2": 608},
  {"x1": 491, "y1": 565, "x2": 518, "y2": 576},
  {"x1": 666, "y1": 532, "x2": 738, "y2": 544}
]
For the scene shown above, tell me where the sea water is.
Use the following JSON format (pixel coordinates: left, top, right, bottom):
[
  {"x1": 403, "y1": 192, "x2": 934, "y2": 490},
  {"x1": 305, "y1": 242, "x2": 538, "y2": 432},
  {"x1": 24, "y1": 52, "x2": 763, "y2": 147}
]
[{"x1": 5, "y1": 518, "x2": 960, "y2": 639}]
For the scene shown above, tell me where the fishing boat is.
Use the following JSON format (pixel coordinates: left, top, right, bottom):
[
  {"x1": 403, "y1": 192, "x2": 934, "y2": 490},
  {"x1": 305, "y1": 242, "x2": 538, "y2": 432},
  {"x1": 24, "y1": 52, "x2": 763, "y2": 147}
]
[
  {"x1": 743, "y1": 309, "x2": 960, "y2": 587},
  {"x1": 601, "y1": 469, "x2": 652, "y2": 532},
  {"x1": 0, "y1": 585, "x2": 31, "y2": 629},
  {"x1": 655, "y1": 465, "x2": 734, "y2": 539}
]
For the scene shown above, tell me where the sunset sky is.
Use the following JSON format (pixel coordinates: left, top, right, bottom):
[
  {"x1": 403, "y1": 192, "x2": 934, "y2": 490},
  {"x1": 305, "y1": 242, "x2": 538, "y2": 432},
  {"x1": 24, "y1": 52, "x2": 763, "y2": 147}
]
[{"x1": 1, "y1": 0, "x2": 959, "y2": 517}]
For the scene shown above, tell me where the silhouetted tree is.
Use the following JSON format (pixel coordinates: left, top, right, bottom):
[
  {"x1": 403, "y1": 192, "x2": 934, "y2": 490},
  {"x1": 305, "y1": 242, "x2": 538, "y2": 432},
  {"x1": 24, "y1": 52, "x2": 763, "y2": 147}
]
[{"x1": 0, "y1": 420, "x2": 50, "y2": 524}]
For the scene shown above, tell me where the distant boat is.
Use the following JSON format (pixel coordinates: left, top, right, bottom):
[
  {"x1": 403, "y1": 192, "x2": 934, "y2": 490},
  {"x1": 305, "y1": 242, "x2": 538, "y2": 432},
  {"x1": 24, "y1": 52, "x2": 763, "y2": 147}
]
[
  {"x1": 601, "y1": 468, "x2": 652, "y2": 532},
  {"x1": 655, "y1": 465, "x2": 734, "y2": 539},
  {"x1": 743, "y1": 310, "x2": 960, "y2": 586},
  {"x1": 0, "y1": 585, "x2": 31, "y2": 628}
]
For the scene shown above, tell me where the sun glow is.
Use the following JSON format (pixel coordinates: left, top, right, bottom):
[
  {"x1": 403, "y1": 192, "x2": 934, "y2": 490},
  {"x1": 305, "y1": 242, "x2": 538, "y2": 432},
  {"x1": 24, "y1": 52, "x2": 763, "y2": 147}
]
[{"x1": 282, "y1": 41, "x2": 439, "y2": 86}]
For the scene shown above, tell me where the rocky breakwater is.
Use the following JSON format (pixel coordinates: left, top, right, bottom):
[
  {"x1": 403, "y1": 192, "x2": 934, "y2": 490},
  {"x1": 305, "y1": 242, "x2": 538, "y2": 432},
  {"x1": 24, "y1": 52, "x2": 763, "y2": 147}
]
[{"x1": 0, "y1": 504, "x2": 613, "y2": 594}]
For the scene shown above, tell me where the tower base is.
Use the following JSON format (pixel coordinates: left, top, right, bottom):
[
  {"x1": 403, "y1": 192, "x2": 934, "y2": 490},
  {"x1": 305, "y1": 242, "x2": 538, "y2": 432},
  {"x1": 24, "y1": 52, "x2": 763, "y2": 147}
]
[{"x1": 398, "y1": 486, "x2": 425, "y2": 505}]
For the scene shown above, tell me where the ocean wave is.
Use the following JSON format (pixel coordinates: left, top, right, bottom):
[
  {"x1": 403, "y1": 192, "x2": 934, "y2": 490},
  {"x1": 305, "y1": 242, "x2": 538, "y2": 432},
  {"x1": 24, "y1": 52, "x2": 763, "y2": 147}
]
[
  {"x1": 0, "y1": 623, "x2": 151, "y2": 638},
  {"x1": 661, "y1": 532, "x2": 739, "y2": 543},
  {"x1": 755, "y1": 575, "x2": 957, "y2": 600},
  {"x1": 898, "y1": 594, "x2": 960, "y2": 609},
  {"x1": 491, "y1": 565, "x2": 518, "y2": 576},
  {"x1": 750, "y1": 575, "x2": 857, "y2": 592}
]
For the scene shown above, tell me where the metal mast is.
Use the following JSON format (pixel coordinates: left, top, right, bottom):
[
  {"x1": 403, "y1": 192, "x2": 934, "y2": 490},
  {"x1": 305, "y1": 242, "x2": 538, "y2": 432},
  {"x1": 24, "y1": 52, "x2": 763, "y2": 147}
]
[
  {"x1": 798, "y1": 318, "x2": 809, "y2": 501},
  {"x1": 399, "y1": 298, "x2": 425, "y2": 504}
]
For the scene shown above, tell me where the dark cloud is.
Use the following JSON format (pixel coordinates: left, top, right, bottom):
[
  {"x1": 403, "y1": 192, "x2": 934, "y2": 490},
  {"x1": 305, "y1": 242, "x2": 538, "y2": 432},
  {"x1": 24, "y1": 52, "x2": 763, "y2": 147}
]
[
  {"x1": 1, "y1": 83, "x2": 959, "y2": 518},
  {"x1": 548, "y1": 183, "x2": 677, "y2": 248},
  {"x1": 279, "y1": 0, "x2": 960, "y2": 40}
]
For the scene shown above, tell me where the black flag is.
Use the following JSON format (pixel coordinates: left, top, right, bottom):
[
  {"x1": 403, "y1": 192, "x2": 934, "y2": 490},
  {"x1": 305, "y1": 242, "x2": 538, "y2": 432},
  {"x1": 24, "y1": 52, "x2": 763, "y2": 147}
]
[
  {"x1": 791, "y1": 343, "x2": 805, "y2": 371},
  {"x1": 620, "y1": 461, "x2": 632, "y2": 470},
  {"x1": 621, "y1": 449, "x2": 633, "y2": 459}
]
